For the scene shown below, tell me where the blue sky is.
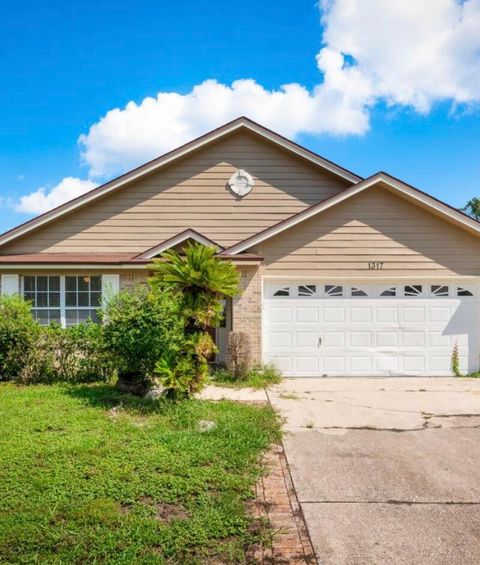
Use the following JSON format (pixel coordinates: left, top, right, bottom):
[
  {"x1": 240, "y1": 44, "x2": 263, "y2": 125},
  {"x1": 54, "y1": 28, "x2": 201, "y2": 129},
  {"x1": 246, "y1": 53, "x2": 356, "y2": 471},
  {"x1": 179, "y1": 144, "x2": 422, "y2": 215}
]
[{"x1": 1, "y1": 0, "x2": 479, "y2": 233}]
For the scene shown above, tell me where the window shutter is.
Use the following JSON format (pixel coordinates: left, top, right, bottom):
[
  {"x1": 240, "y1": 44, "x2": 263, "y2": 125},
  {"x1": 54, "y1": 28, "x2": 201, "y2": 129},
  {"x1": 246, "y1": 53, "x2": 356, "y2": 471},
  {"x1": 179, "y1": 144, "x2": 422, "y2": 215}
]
[
  {"x1": 1, "y1": 274, "x2": 19, "y2": 296},
  {"x1": 101, "y1": 274, "x2": 120, "y2": 306}
]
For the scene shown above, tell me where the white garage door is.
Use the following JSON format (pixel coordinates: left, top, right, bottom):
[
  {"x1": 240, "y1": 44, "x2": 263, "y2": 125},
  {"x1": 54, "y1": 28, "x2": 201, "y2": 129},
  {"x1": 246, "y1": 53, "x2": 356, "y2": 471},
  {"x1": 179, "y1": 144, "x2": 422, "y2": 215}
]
[{"x1": 264, "y1": 282, "x2": 480, "y2": 376}]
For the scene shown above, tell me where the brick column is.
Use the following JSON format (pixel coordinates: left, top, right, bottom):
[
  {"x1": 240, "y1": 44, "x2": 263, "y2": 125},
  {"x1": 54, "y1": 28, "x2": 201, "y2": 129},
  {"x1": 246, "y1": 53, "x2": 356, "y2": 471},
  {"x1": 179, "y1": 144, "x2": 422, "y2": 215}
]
[{"x1": 232, "y1": 265, "x2": 263, "y2": 365}]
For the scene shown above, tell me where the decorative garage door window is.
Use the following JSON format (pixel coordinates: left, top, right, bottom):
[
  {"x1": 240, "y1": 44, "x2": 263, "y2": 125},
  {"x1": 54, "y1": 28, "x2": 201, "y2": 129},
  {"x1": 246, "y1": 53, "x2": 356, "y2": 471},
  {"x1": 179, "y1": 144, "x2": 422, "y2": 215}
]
[
  {"x1": 273, "y1": 286, "x2": 290, "y2": 297},
  {"x1": 298, "y1": 284, "x2": 316, "y2": 297},
  {"x1": 404, "y1": 284, "x2": 423, "y2": 296},
  {"x1": 325, "y1": 285, "x2": 343, "y2": 297},
  {"x1": 269, "y1": 283, "x2": 475, "y2": 299},
  {"x1": 458, "y1": 287, "x2": 473, "y2": 296},
  {"x1": 431, "y1": 285, "x2": 449, "y2": 296},
  {"x1": 380, "y1": 286, "x2": 396, "y2": 296}
]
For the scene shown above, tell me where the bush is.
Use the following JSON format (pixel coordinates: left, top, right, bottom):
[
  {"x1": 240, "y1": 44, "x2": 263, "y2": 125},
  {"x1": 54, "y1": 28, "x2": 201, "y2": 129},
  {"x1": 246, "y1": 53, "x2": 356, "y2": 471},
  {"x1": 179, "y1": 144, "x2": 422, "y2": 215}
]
[
  {"x1": 226, "y1": 331, "x2": 252, "y2": 381},
  {"x1": 211, "y1": 363, "x2": 282, "y2": 389},
  {"x1": 20, "y1": 321, "x2": 113, "y2": 384},
  {"x1": 101, "y1": 286, "x2": 182, "y2": 389},
  {"x1": 0, "y1": 295, "x2": 39, "y2": 381}
]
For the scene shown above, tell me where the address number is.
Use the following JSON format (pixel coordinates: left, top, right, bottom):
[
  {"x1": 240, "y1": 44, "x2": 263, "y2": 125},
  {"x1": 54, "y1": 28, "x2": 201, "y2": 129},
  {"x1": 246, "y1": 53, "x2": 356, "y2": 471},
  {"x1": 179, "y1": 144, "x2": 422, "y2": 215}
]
[{"x1": 368, "y1": 261, "x2": 384, "y2": 270}]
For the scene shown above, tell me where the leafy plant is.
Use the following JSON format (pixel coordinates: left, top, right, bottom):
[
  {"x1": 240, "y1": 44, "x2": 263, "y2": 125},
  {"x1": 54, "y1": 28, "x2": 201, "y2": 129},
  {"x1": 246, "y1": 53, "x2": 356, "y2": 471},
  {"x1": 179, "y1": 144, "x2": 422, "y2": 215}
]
[
  {"x1": 211, "y1": 364, "x2": 282, "y2": 389},
  {"x1": 150, "y1": 243, "x2": 240, "y2": 398},
  {"x1": 0, "y1": 295, "x2": 39, "y2": 380},
  {"x1": 451, "y1": 342, "x2": 462, "y2": 377},
  {"x1": 101, "y1": 286, "x2": 182, "y2": 390},
  {"x1": 462, "y1": 198, "x2": 480, "y2": 220}
]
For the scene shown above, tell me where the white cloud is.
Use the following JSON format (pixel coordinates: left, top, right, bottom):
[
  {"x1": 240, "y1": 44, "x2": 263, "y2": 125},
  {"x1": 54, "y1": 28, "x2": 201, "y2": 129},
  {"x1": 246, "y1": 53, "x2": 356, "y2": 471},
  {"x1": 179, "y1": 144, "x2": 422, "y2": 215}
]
[
  {"x1": 318, "y1": 0, "x2": 480, "y2": 113},
  {"x1": 15, "y1": 0, "x2": 480, "y2": 214},
  {"x1": 15, "y1": 177, "x2": 97, "y2": 214},
  {"x1": 79, "y1": 79, "x2": 370, "y2": 178}
]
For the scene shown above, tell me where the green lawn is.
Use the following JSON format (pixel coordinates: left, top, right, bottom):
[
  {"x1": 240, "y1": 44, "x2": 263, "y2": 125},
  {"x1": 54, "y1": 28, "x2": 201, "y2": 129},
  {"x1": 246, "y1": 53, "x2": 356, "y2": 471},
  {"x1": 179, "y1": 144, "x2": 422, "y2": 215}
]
[{"x1": 0, "y1": 383, "x2": 280, "y2": 564}]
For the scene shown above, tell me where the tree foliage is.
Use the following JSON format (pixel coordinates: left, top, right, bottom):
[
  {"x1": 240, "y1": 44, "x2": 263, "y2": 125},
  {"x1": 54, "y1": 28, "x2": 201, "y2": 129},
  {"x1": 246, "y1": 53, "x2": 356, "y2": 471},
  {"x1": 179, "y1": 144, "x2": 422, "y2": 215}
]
[
  {"x1": 462, "y1": 197, "x2": 480, "y2": 220},
  {"x1": 150, "y1": 243, "x2": 240, "y2": 397}
]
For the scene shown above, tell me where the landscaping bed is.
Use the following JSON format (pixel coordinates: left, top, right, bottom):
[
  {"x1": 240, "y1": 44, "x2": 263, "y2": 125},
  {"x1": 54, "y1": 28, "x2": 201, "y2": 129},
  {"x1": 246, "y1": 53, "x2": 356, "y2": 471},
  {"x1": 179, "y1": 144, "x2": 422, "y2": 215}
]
[{"x1": 0, "y1": 383, "x2": 280, "y2": 564}]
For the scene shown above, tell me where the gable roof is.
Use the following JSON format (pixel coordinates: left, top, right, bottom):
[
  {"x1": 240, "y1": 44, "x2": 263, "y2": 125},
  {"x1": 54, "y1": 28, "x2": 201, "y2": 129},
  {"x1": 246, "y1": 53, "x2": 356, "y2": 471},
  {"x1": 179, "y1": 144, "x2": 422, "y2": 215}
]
[
  {"x1": 221, "y1": 172, "x2": 480, "y2": 255},
  {"x1": 0, "y1": 117, "x2": 361, "y2": 249},
  {"x1": 134, "y1": 229, "x2": 223, "y2": 259}
]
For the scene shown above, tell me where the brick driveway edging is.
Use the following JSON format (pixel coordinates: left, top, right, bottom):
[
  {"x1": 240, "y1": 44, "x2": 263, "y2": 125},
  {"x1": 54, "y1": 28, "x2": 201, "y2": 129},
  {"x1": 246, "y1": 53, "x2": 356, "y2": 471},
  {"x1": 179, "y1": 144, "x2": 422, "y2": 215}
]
[{"x1": 252, "y1": 443, "x2": 316, "y2": 564}]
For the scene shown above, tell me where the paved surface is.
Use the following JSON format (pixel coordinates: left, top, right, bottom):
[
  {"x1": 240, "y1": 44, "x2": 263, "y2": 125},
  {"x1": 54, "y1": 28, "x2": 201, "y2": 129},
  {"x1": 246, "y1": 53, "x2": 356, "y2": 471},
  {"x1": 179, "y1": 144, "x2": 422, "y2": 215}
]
[{"x1": 268, "y1": 377, "x2": 480, "y2": 565}]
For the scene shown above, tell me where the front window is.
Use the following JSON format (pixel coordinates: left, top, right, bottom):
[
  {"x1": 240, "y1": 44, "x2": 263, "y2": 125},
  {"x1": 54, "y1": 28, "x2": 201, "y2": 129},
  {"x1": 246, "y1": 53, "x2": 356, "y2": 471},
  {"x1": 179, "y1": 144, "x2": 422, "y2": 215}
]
[
  {"x1": 65, "y1": 276, "x2": 102, "y2": 326},
  {"x1": 23, "y1": 275, "x2": 61, "y2": 325},
  {"x1": 23, "y1": 275, "x2": 102, "y2": 327}
]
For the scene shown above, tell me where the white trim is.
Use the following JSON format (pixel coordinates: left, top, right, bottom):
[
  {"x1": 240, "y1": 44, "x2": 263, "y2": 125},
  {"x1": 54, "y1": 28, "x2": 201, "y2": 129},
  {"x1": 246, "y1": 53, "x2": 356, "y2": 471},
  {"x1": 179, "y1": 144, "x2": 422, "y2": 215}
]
[
  {"x1": 262, "y1": 275, "x2": 480, "y2": 281},
  {"x1": 223, "y1": 173, "x2": 480, "y2": 255},
  {"x1": 136, "y1": 229, "x2": 223, "y2": 259},
  {"x1": 1, "y1": 274, "x2": 19, "y2": 295},
  {"x1": 0, "y1": 118, "x2": 360, "y2": 249}
]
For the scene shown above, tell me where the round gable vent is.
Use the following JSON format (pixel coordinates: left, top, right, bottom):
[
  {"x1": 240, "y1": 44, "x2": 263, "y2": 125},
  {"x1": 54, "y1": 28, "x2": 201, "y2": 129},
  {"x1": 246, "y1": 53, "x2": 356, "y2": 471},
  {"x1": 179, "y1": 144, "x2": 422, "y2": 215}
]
[{"x1": 228, "y1": 169, "x2": 254, "y2": 197}]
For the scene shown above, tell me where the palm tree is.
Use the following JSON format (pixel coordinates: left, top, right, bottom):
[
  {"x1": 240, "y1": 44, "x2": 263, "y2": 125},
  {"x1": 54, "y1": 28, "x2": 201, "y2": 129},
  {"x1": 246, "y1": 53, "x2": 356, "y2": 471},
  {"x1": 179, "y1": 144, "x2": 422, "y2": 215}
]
[
  {"x1": 462, "y1": 198, "x2": 480, "y2": 221},
  {"x1": 150, "y1": 243, "x2": 240, "y2": 397}
]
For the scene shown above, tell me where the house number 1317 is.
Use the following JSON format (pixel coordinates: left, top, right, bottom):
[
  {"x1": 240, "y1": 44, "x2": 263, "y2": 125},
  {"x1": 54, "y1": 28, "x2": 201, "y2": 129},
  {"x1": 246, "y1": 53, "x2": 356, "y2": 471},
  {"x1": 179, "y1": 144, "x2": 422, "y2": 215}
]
[{"x1": 368, "y1": 261, "x2": 384, "y2": 270}]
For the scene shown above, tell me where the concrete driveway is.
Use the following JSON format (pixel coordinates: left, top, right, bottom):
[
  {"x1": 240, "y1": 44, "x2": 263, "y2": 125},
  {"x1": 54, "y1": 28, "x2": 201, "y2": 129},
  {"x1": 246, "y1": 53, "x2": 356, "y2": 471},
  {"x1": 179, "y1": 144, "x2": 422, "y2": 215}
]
[{"x1": 267, "y1": 377, "x2": 480, "y2": 565}]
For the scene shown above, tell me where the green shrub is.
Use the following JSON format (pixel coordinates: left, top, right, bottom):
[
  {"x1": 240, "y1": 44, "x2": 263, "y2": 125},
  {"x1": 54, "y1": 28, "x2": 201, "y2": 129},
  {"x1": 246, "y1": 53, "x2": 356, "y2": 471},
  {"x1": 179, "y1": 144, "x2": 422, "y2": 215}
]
[
  {"x1": 101, "y1": 286, "x2": 182, "y2": 387},
  {"x1": 20, "y1": 321, "x2": 113, "y2": 384},
  {"x1": 211, "y1": 363, "x2": 282, "y2": 389},
  {"x1": 0, "y1": 295, "x2": 39, "y2": 381}
]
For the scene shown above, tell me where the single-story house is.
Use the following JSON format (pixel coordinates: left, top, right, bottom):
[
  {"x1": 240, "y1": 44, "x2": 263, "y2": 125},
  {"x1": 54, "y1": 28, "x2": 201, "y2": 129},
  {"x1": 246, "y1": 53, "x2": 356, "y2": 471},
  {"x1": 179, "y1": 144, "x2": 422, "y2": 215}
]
[{"x1": 1, "y1": 117, "x2": 479, "y2": 377}]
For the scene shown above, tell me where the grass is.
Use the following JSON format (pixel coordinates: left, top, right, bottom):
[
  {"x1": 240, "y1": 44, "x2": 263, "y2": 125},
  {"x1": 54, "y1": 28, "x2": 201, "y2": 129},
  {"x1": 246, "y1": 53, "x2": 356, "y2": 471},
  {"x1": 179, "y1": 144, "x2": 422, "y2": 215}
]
[
  {"x1": 0, "y1": 383, "x2": 280, "y2": 564},
  {"x1": 210, "y1": 365, "x2": 282, "y2": 389}
]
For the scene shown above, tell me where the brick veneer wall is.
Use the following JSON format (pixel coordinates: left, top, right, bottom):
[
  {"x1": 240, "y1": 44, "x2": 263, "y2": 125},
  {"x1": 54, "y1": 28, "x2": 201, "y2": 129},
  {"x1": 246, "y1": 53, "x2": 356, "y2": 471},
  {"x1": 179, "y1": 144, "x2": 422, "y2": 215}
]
[
  {"x1": 120, "y1": 271, "x2": 149, "y2": 290},
  {"x1": 232, "y1": 265, "x2": 263, "y2": 364}
]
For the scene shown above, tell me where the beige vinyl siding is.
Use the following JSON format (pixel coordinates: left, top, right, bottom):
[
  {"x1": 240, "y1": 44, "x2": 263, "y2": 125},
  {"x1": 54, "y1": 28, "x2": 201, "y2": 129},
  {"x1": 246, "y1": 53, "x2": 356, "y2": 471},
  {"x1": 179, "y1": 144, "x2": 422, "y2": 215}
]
[
  {"x1": 258, "y1": 186, "x2": 480, "y2": 277},
  {"x1": 2, "y1": 131, "x2": 350, "y2": 255}
]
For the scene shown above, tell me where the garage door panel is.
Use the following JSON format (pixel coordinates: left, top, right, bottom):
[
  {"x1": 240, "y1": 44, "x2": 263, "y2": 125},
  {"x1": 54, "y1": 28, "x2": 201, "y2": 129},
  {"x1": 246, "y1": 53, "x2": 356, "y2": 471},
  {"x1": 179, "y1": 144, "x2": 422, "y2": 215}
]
[
  {"x1": 269, "y1": 306, "x2": 293, "y2": 323},
  {"x1": 402, "y1": 306, "x2": 426, "y2": 322},
  {"x1": 295, "y1": 307, "x2": 318, "y2": 323},
  {"x1": 402, "y1": 332, "x2": 426, "y2": 347},
  {"x1": 376, "y1": 356, "x2": 399, "y2": 372},
  {"x1": 350, "y1": 331, "x2": 373, "y2": 347},
  {"x1": 428, "y1": 356, "x2": 451, "y2": 372},
  {"x1": 350, "y1": 307, "x2": 372, "y2": 322},
  {"x1": 376, "y1": 307, "x2": 398, "y2": 322},
  {"x1": 295, "y1": 332, "x2": 318, "y2": 348},
  {"x1": 268, "y1": 331, "x2": 292, "y2": 348},
  {"x1": 323, "y1": 307, "x2": 346, "y2": 322},
  {"x1": 323, "y1": 332, "x2": 345, "y2": 347},
  {"x1": 376, "y1": 332, "x2": 398, "y2": 347},
  {"x1": 429, "y1": 306, "x2": 452, "y2": 322},
  {"x1": 324, "y1": 356, "x2": 346, "y2": 373},
  {"x1": 294, "y1": 356, "x2": 320, "y2": 375},
  {"x1": 404, "y1": 356, "x2": 426, "y2": 373},
  {"x1": 350, "y1": 356, "x2": 373, "y2": 373}
]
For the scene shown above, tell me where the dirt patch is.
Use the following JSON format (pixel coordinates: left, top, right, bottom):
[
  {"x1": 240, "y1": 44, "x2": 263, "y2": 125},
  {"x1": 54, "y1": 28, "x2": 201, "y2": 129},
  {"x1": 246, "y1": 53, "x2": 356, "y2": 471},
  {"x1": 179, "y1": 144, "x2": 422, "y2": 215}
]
[{"x1": 155, "y1": 502, "x2": 190, "y2": 522}]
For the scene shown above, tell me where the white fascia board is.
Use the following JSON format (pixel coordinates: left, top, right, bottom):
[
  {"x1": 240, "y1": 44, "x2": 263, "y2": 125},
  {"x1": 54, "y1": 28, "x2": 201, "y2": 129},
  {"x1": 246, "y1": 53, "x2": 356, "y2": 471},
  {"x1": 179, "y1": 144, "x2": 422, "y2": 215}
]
[
  {"x1": 138, "y1": 230, "x2": 222, "y2": 259},
  {"x1": 224, "y1": 173, "x2": 480, "y2": 255}
]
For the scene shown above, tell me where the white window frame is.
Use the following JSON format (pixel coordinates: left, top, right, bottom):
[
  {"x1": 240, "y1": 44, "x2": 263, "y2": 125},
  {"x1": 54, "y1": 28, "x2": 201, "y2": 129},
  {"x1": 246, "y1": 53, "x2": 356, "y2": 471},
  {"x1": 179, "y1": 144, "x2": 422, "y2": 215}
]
[{"x1": 21, "y1": 275, "x2": 104, "y2": 328}]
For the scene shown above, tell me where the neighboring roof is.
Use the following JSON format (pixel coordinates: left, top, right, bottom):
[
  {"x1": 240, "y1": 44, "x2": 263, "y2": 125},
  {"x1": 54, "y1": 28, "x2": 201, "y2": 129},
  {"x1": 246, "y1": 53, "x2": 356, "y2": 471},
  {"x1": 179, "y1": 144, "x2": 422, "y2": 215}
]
[
  {"x1": 134, "y1": 229, "x2": 223, "y2": 260},
  {"x1": 221, "y1": 172, "x2": 480, "y2": 255},
  {"x1": 0, "y1": 117, "x2": 362, "y2": 250}
]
